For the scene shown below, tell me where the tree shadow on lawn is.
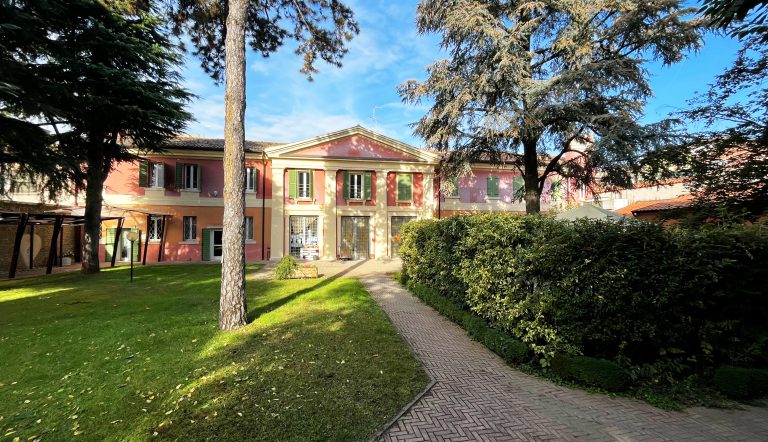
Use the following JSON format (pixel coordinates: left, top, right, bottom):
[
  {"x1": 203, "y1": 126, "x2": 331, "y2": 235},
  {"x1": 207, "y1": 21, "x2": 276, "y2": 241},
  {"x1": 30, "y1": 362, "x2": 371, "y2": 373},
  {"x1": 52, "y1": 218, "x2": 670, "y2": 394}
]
[{"x1": 0, "y1": 262, "x2": 426, "y2": 441}]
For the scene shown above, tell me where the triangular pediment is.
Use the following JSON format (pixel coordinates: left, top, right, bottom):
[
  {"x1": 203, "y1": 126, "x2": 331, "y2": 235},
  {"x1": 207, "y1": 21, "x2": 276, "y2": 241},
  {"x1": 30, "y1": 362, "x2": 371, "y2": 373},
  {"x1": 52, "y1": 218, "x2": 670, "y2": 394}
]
[{"x1": 265, "y1": 126, "x2": 439, "y2": 163}]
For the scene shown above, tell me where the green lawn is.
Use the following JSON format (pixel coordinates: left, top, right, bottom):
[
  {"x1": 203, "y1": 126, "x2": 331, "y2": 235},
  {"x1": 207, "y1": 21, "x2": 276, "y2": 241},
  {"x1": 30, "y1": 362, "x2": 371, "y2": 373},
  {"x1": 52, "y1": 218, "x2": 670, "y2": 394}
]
[{"x1": 0, "y1": 264, "x2": 428, "y2": 441}]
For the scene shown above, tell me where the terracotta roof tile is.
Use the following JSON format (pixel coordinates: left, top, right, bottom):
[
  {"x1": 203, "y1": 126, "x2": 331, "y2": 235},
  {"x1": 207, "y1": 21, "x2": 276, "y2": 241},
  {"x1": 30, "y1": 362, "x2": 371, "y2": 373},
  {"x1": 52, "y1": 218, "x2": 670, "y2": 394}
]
[
  {"x1": 615, "y1": 196, "x2": 694, "y2": 216},
  {"x1": 164, "y1": 136, "x2": 285, "y2": 153}
]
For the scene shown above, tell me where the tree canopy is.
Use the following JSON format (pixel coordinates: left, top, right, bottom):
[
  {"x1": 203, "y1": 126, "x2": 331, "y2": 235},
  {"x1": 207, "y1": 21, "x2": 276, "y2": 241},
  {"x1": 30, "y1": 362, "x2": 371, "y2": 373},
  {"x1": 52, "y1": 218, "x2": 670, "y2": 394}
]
[{"x1": 400, "y1": 0, "x2": 701, "y2": 213}]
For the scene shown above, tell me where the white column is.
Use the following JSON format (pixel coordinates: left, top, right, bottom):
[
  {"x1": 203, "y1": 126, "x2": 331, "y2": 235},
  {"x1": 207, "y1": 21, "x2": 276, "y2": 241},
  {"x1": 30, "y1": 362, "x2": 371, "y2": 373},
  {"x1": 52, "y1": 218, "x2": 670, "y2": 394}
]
[
  {"x1": 422, "y1": 171, "x2": 435, "y2": 219},
  {"x1": 374, "y1": 169, "x2": 389, "y2": 259},
  {"x1": 270, "y1": 167, "x2": 285, "y2": 260},
  {"x1": 322, "y1": 169, "x2": 338, "y2": 260}
]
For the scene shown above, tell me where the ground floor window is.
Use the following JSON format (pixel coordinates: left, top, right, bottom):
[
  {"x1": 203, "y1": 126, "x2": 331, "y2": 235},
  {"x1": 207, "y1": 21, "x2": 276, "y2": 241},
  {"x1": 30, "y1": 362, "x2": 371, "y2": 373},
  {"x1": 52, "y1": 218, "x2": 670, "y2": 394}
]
[
  {"x1": 148, "y1": 217, "x2": 162, "y2": 241},
  {"x1": 289, "y1": 216, "x2": 319, "y2": 259},
  {"x1": 245, "y1": 216, "x2": 254, "y2": 241},
  {"x1": 390, "y1": 216, "x2": 416, "y2": 257},
  {"x1": 183, "y1": 216, "x2": 197, "y2": 240},
  {"x1": 340, "y1": 216, "x2": 370, "y2": 260}
]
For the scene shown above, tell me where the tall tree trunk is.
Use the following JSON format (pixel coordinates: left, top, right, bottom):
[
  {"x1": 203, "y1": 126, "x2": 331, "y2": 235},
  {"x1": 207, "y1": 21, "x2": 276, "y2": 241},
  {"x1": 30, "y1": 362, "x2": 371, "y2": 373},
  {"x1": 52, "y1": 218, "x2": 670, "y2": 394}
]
[
  {"x1": 219, "y1": 0, "x2": 248, "y2": 331},
  {"x1": 81, "y1": 140, "x2": 105, "y2": 274},
  {"x1": 523, "y1": 138, "x2": 541, "y2": 214}
]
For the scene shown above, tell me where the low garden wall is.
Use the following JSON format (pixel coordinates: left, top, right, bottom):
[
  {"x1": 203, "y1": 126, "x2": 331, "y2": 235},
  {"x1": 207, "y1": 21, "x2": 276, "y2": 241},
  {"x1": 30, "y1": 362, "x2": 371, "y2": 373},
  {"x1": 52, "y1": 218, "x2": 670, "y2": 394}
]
[{"x1": 399, "y1": 214, "x2": 768, "y2": 397}]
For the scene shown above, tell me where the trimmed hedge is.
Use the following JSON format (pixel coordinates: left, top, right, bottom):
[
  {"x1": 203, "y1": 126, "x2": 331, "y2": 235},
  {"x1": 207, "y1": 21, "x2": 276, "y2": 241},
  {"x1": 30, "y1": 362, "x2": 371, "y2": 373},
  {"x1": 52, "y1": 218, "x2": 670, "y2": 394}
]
[
  {"x1": 714, "y1": 367, "x2": 768, "y2": 399},
  {"x1": 550, "y1": 354, "x2": 630, "y2": 392},
  {"x1": 404, "y1": 279, "x2": 529, "y2": 364},
  {"x1": 400, "y1": 214, "x2": 768, "y2": 387}
]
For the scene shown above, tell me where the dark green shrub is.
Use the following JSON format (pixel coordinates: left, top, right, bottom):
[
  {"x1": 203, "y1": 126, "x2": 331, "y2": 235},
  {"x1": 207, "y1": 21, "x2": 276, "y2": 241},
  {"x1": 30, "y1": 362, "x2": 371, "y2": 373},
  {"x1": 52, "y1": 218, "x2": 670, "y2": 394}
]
[
  {"x1": 550, "y1": 354, "x2": 630, "y2": 391},
  {"x1": 714, "y1": 366, "x2": 768, "y2": 399},
  {"x1": 273, "y1": 256, "x2": 299, "y2": 280}
]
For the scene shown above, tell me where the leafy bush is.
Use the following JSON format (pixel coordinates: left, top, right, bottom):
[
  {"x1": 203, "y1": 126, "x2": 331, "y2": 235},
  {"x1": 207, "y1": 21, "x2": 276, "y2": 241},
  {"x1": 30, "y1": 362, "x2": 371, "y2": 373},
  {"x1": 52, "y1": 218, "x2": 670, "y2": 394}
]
[
  {"x1": 714, "y1": 366, "x2": 768, "y2": 399},
  {"x1": 274, "y1": 256, "x2": 299, "y2": 280},
  {"x1": 550, "y1": 354, "x2": 630, "y2": 391},
  {"x1": 400, "y1": 214, "x2": 768, "y2": 386}
]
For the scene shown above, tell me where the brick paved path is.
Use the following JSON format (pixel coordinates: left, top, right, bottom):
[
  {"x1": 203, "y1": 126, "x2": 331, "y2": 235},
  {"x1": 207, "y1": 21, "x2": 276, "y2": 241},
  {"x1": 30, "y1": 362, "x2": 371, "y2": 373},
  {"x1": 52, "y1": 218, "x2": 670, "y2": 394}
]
[{"x1": 359, "y1": 274, "x2": 768, "y2": 442}]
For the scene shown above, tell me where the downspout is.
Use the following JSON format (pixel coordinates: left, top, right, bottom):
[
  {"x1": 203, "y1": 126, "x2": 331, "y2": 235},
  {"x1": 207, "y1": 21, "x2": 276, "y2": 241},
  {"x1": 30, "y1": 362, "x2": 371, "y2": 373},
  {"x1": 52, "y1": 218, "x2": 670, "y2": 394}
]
[
  {"x1": 437, "y1": 170, "x2": 442, "y2": 219},
  {"x1": 261, "y1": 150, "x2": 267, "y2": 260}
]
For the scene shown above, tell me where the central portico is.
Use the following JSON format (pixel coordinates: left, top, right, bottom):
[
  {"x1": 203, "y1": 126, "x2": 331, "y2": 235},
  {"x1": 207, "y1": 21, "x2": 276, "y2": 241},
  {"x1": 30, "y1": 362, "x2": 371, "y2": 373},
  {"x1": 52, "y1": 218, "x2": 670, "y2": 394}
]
[{"x1": 266, "y1": 126, "x2": 439, "y2": 260}]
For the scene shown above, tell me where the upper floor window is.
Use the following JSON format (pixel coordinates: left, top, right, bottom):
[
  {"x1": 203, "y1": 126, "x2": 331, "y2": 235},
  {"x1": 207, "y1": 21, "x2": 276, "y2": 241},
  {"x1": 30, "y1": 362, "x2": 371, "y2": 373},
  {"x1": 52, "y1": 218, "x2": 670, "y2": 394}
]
[
  {"x1": 349, "y1": 173, "x2": 363, "y2": 199},
  {"x1": 396, "y1": 173, "x2": 413, "y2": 202},
  {"x1": 139, "y1": 161, "x2": 164, "y2": 188},
  {"x1": 245, "y1": 167, "x2": 257, "y2": 192},
  {"x1": 289, "y1": 170, "x2": 312, "y2": 200},
  {"x1": 183, "y1": 216, "x2": 197, "y2": 241},
  {"x1": 487, "y1": 175, "x2": 499, "y2": 198},
  {"x1": 148, "y1": 217, "x2": 162, "y2": 241},
  {"x1": 175, "y1": 163, "x2": 201, "y2": 190},
  {"x1": 447, "y1": 176, "x2": 459, "y2": 197},
  {"x1": 343, "y1": 171, "x2": 372, "y2": 201}
]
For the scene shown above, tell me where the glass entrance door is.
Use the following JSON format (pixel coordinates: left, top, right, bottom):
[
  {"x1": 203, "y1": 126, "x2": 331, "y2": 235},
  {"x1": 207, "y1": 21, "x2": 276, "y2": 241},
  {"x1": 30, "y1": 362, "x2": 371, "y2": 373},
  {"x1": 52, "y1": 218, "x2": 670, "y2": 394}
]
[
  {"x1": 289, "y1": 216, "x2": 319, "y2": 259},
  {"x1": 390, "y1": 216, "x2": 416, "y2": 257},
  {"x1": 211, "y1": 229, "x2": 223, "y2": 261},
  {"x1": 340, "y1": 216, "x2": 370, "y2": 260}
]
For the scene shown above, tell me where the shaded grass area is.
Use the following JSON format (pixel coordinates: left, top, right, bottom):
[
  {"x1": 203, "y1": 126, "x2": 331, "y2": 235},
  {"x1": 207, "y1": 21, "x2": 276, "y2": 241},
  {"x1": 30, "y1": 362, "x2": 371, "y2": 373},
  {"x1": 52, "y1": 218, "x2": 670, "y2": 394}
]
[{"x1": 0, "y1": 264, "x2": 429, "y2": 441}]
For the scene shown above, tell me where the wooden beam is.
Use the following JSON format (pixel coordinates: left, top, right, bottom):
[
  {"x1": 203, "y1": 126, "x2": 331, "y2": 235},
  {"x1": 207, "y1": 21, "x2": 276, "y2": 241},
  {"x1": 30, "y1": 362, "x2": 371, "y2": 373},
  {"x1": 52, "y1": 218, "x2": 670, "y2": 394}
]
[
  {"x1": 111, "y1": 218, "x2": 124, "y2": 268},
  {"x1": 157, "y1": 215, "x2": 167, "y2": 262},
  {"x1": 8, "y1": 213, "x2": 29, "y2": 279},
  {"x1": 142, "y1": 214, "x2": 150, "y2": 265},
  {"x1": 29, "y1": 224, "x2": 34, "y2": 269},
  {"x1": 46, "y1": 216, "x2": 64, "y2": 274},
  {"x1": 59, "y1": 227, "x2": 64, "y2": 267}
]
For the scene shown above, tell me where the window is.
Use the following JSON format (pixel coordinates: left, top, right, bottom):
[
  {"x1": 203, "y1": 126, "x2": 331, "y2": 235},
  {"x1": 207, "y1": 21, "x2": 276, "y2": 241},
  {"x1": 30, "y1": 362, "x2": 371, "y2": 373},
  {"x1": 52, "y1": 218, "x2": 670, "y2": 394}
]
[
  {"x1": 396, "y1": 173, "x2": 413, "y2": 202},
  {"x1": 149, "y1": 163, "x2": 164, "y2": 188},
  {"x1": 447, "y1": 176, "x2": 459, "y2": 197},
  {"x1": 245, "y1": 167, "x2": 257, "y2": 192},
  {"x1": 244, "y1": 216, "x2": 254, "y2": 241},
  {"x1": 148, "y1": 217, "x2": 162, "y2": 241},
  {"x1": 184, "y1": 164, "x2": 200, "y2": 190},
  {"x1": 297, "y1": 171, "x2": 311, "y2": 199},
  {"x1": 487, "y1": 175, "x2": 499, "y2": 198},
  {"x1": 183, "y1": 216, "x2": 197, "y2": 241},
  {"x1": 349, "y1": 173, "x2": 363, "y2": 200}
]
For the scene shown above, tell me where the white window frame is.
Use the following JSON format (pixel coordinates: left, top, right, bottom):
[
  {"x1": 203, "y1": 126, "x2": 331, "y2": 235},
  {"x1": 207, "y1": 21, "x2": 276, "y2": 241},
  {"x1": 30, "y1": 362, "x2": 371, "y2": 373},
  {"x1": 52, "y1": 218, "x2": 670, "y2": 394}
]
[
  {"x1": 349, "y1": 172, "x2": 364, "y2": 200},
  {"x1": 184, "y1": 164, "x2": 199, "y2": 190},
  {"x1": 183, "y1": 216, "x2": 197, "y2": 241},
  {"x1": 297, "y1": 170, "x2": 311, "y2": 199},
  {"x1": 148, "y1": 217, "x2": 162, "y2": 241},
  {"x1": 149, "y1": 163, "x2": 164, "y2": 188},
  {"x1": 245, "y1": 167, "x2": 256, "y2": 192},
  {"x1": 244, "y1": 216, "x2": 254, "y2": 241}
]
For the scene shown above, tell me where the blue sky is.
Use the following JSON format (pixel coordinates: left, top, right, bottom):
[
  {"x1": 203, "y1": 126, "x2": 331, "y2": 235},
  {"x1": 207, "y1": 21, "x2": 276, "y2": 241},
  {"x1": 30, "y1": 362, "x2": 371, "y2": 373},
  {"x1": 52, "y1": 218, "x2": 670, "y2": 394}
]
[{"x1": 180, "y1": 0, "x2": 742, "y2": 146}]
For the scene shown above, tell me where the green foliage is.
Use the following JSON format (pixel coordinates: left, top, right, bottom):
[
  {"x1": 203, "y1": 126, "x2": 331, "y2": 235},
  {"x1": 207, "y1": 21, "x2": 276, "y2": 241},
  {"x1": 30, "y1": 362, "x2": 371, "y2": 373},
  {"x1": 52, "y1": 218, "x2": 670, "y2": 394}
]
[
  {"x1": 714, "y1": 366, "x2": 768, "y2": 399},
  {"x1": 405, "y1": 280, "x2": 529, "y2": 365},
  {"x1": 400, "y1": 214, "x2": 768, "y2": 387},
  {"x1": 550, "y1": 354, "x2": 630, "y2": 392},
  {"x1": 274, "y1": 255, "x2": 299, "y2": 280}
]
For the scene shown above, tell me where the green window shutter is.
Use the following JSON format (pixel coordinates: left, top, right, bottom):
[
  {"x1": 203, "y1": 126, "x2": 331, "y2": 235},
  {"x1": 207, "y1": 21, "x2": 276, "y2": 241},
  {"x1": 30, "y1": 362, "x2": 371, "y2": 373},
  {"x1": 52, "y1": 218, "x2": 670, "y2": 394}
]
[
  {"x1": 201, "y1": 229, "x2": 211, "y2": 261},
  {"x1": 196, "y1": 164, "x2": 202, "y2": 190},
  {"x1": 105, "y1": 228, "x2": 116, "y2": 261},
  {"x1": 308, "y1": 170, "x2": 314, "y2": 198},
  {"x1": 132, "y1": 229, "x2": 140, "y2": 261},
  {"x1": 343, "y1": 171, "x2": 350, "y2": 199},
  {"x1": 289, "y1": 170, "x2": 298, "y2": 199},
  {"x1": 487, "y1": 175, "x2": 499, "y2": 197},
  {"x1": 364, "y1": 172, "x2": 372, "y2": 200},
  {"x1": 254, "y1": 168, "x2": 259, "y2": 193},
  {"x1": 175, "y1": 162, "x2": 183, "y2": 188},
  {"x1": 138, "y1": 161, "x2": 149, "y2": 187},
  {"x1": 513, "y1": 176, "x2": 524, "y2": 200},
  {"x1": 449, "y1": 176, "x2": 459, "y2": 196},
  {"x1": 397, "y1": 173, "x2": 412, "y2": 201}
]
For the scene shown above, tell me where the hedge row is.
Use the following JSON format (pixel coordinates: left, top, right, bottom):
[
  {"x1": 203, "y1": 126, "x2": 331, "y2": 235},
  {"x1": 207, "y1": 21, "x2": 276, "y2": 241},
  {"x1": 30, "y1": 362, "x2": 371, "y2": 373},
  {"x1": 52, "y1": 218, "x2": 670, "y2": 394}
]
[{"x1": 399, "y1": 214, "x2": 768, "y2": 389}]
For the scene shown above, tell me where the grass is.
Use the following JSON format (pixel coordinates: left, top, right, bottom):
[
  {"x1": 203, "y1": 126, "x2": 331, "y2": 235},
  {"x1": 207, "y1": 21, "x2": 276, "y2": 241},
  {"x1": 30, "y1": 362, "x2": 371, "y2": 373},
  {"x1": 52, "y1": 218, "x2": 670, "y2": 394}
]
[{"x1": 0, "y1": 264, "x2": 429, "y2": 441}]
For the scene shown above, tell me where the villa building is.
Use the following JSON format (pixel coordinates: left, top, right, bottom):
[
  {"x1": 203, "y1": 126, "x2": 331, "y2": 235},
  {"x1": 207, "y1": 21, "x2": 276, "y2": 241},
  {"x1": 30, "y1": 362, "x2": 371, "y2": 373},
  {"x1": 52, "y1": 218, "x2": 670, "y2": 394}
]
[{"x1": 1, "y1": 126, "x2": 583, "y2": 270}]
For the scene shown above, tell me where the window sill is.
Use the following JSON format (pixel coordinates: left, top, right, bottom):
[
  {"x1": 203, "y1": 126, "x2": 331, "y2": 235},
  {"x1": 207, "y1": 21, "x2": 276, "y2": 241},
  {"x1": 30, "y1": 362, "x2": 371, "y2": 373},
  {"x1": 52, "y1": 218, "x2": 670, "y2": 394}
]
[
  {"x1": 181, "y1": 189, "x2": 200, "y2": 193},
  {"x1": 487, "y1": 196, "x2": 500, "y2": 200},
  {"x1": 179, "y1": 240, "x2": 199, "y2": 245},
  {"x1": 445, "y1": 195, "x2": 460, "y2": 199},
  {"x1": 245, "y1": 239, "x2": 257, "y2": 244},
  {"x1": 149, "y1": 239, "x2": 162, "y2": 243}
]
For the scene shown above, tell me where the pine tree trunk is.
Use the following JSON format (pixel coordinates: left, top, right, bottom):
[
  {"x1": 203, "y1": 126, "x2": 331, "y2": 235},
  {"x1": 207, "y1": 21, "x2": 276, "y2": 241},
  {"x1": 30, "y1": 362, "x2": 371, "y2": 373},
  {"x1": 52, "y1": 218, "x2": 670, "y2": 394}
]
[
  {"x1": 523, "y1": 139, "x2": 541, "y2": 214},
  {"x1": 219, "y1": 0, "x2": 248, "y2": 331},
  {"x1": 81, "y1": 141, "x2": 105, "y2": 274}
]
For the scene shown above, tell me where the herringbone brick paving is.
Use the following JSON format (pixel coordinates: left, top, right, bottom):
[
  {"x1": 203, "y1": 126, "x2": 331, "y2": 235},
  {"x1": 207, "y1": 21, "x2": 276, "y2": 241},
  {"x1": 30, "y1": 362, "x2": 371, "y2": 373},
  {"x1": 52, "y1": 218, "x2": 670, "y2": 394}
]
[{"x1": 357, "y1": 272, "x2": 768, "y2": 441}]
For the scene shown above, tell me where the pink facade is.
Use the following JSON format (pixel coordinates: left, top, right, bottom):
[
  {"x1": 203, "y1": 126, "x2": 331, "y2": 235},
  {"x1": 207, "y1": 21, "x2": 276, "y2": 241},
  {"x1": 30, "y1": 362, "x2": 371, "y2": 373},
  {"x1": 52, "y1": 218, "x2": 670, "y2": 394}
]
[
  {"x1": 284, "y1": 169, "x2": 325, "y2": 204},
  {"x1": 292, "y1": 135, "x2": 417, "y2": 161},
  {"x1": 386, "y1": 172, "x2": 423, "y2": 207}
]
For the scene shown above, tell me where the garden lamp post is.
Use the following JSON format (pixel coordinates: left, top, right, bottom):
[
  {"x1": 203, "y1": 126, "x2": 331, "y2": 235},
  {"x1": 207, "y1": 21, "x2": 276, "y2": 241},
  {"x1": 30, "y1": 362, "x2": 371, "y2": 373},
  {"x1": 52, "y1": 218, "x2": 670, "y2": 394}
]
[{"x1": 126, "y1": 230, "x2": 139, "y2": 282}]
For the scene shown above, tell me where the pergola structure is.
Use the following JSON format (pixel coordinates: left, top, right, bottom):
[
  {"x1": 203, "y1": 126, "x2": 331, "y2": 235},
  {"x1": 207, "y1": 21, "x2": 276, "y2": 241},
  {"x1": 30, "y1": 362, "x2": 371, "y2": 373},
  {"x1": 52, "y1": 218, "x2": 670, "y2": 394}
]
[
  {"x1": 0, "y1": 210, "x2": 122, "y2": 279},
  {"x1": 2, "y1": 205, "x2": 171, "y2": 279}
]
